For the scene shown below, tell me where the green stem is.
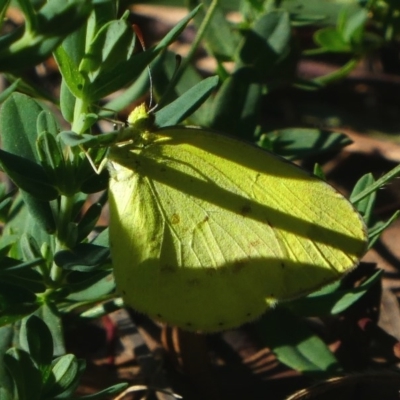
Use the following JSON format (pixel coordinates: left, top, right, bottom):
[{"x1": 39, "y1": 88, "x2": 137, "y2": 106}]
[
  {"x1": 156, "y1": 0, "x2": 219, "y2": 110},
  {"x1": 302, "y1": 48, "x2": 330, "y2": 56},
  {"x1": 50, "y1": 195, "x2": 75, "y2": 282},
  {"x1": 181, "y1": 0, "x2": 219, "y2": 74},
  {"x1": 71, "y1": 97, "x2": 90, "y2": 133},
  {"x1": 313, "y1": 57, "x2": 359, "y2": 86},
  {"x1": 351, "y1": 163, "x2": 400, "y2": 204}
]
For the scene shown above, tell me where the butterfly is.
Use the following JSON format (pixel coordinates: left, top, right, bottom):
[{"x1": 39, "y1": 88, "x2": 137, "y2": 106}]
[{"x1": 99, "y1": 104, "x2": 368, "y2": 332}]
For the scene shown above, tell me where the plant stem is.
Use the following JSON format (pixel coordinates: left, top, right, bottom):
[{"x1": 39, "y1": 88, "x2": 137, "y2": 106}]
[
  {"x1": 50, "y1": 195, "x2": 75, "y2": 283},
  {"x1": 72, "y1": 97, "x2": 90, "y2": 133},
  {"x1": 351, "y1": 164, "x2": 400, "y2": 204},
  {"x1": 313, "y1": 57, "x2": 359, "y2": 86},
  {"x1": 181, "y1": 0, "x2": 219, "y2": 75}
]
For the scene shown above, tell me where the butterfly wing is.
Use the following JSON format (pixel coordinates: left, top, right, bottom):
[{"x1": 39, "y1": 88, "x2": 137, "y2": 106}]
[{"x1": 108, "y1": 127, "x2": 367, "y2": 332}]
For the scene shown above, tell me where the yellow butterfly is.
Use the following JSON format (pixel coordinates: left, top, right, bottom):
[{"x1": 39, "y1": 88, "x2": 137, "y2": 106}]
[{"x1": 107, "y1": 104, "x2": 367, "y2": 332}]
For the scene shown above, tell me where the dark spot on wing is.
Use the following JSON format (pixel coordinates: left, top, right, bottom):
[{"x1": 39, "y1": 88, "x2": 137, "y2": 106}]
[
  {"x1": 171, "y1": 213, "x2": 180, "y2": 224},
  {"x1": 196, "y1": 215, "x2": 209, "y2": 229}
]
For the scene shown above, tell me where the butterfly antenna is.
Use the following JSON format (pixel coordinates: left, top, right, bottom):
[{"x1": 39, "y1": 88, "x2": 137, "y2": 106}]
[{"x1": 132, "y1": 24, "x2": 154, "y2": 109}]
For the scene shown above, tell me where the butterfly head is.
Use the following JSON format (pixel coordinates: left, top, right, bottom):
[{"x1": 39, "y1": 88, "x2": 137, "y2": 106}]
[{"x1": 127, "y1": 103, "x2": 155, "y2": 131}]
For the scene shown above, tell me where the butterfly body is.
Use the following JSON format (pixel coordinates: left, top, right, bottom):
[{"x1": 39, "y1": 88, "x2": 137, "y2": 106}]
[{"x1": 108, "y1": 114, "x2": 367, "y2": 332}]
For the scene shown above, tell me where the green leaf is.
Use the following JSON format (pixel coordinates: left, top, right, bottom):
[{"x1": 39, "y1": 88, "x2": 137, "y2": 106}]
[
  {"x1": 260, "y1": 128, "x2": 352, "y2": 160},
  {"x1": 37, "y1": 132, "x2": 73, "y2": 195},
  {"x1": 350, "y1": 163, "x2": 400, "y2": 205},
  {"x1": 83, "y1": 5, "x2": 201, "y2": 102},
  {"x1": 53, "y1": 44, "x2": 87, "y2": 100},
  {"x1": 0, "y1": 149, "x2": 59, "y2": 201},
  {"x1": 155, "y1": 76, "x2": 219, "y2": 127},
  {"x1": 0, "y1": 282, "x2": 39, "y2": 326},
  {"x1": 59, "y1": 80, "x2": 75, "y2": 123},
  {"x1": 281, "y1": 0, "x2": 361, "y2": 25},
  {"x1": 0, "y1": 267, "x2": 45, "y2": 294},
  {"x1": 0, "y1": 1, "x2": 92, "y2": 72},
  {"x1": 66, "y1": 271, "x2": 114, "y2": 302},
  {"x1": 4, "y1": 348, "x2": 42, "y2": 400},
  {"x1": 15, "y1": 0, "x2": 37, "y2": 32},
  {"x1": 76, "y1": 203, "x2": 103, "y2": 243},
  {"x1": 0, "y1": 387, "x2": 13, "y2": 400},
  {"x1": 210, "y1": 10, "x2": 294, "y2": 137},
  {"x1": 36, "y1": 0, "x2": 91, "y2": 36},
  {"x1": 36, "y1": 110, "x2": 60, "y2": 136},
  {"x1": 0, "y1": 93, "x2": 44, "y2": 161},
  {"x1": 77, "y1": 383, "x2": 128, "y2": 399},
  {"x1": 102, "y1": 66, "x2": 150, "y2": 115},
  {"x1": 210, "y1": 75, "x2": 262, "y2": 138},
  {"x1": 0, "y1": 78, "x2": 20, "y2": 103},
  {"x1": 79, "y1": 17, "x2": 135, "y2": 80},
  {"x1": 0, "y1": 324, "x2": 15, "y2": 399},
  {"x1": 37, "y1": 131, "x2": 65, "y2": 172},
  {"x1": 0, "y1": 304, "x2": 40, "y2": 327},
  {"x1": 92, "y1": 228, "x2": 109, "y2": 247},
  {"x1": 152, "y1": 50, "x2": 211, "y2": 126},
  {"x1": 314, "y1": 27, "x2": 351, "y2": 52},
  {"x1": 0, "y1": 281, "x2": 37, "y2": 312},
  {"x1": 313, "y1": 163, "x2": 326, "y2": 180},
  {"x1": 0, "y1": 93, "x2": 56, "y2": 232},
  {"x1": 350, "y1": 173, "x2": 376, "y2": 226},
  {"x1": 20, "y1": 233, "x2": 42, "y2": 261},
  {"x1": 80, "y1": 297, "x2": 123, "y2": 319},
  {"x1": 256, "y1": 308, "x2": 341, "y2": 377},
  {"x1": 288, "y1": 270, "x2": 382, "y2": 317},
  {"x1": 44, "y1": 355, "x2": 84, "y2": 398},
  {"x1": 189, "y1": 0, "x2": 240, "y2": 60},
  {"x1": 79, "y1": 162, "x2": 109, "y2": 194},
  {"x1": 339, "y1": 8, "x2": 368, "y2": 45},
  {"x1": 19, "y1": 316, "x2": 53, "y2": 370},
  {"x1": 20, "y1": 193, "x2": 56, "y2": 234},
  {"x1": 0, "y1": 0, "x2": 11, "y2": 32},
  {"x1": 86, "y1": 0, "x2": 117, "y2": 38},
  {"x1": 239, "y1": 10, "x2": 293, "y2": 79},
  {"x1": 368, "y1": 211, "x2": 400, "y2": 249},
  {"x1": 54, "y1": 244, "x2": 110, "y2": 272},
  {"x1": 0, "y1": 186, "x2": 16, "y2": 222},
  {"x1": 36, "y1": 303, "x2": 65, "y2": 357}
]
